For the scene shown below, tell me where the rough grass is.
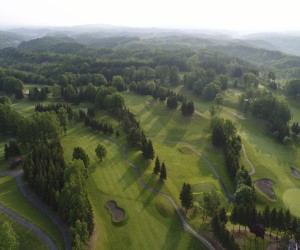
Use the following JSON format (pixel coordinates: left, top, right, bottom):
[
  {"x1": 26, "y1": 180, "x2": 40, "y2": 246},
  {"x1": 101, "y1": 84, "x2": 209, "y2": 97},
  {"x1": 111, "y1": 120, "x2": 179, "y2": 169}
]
[
  {"x1": 61, "y1": 123, "x2": 205, "y2": 250},
  {"x1": 0, "y1": 211, "x2": 47, "y2": 250},
  {"x1": 0, "y1": 176, "x2": 64, "y2": 250}
]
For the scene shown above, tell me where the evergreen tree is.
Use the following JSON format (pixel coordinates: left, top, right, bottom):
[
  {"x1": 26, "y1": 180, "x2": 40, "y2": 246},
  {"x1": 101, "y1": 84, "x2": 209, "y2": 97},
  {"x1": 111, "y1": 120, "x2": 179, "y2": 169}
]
[
  {"x1": 219, "y1": 207, "x2": 228, "y2": 224},
  {"x1": 230, "y1": 205, "x2": 239, "y2": 232},
  {"x1": 153, "y1": 156, "x2": 161, "y2": 174},
  {"x1": 179, "y1": 182, "x2": 193, "y2": 212},
  {"x1": 0, "y1": 221, "x2": 19, "y2": 250},
  {"x1": 116, "y1": 130, "x2": 120, "y2": 137},
  {"x1": 72, "y1": 147, "x2": 90, "y2": 168},
  {"x1": 159, "y1": 162, "x2": 167, "y2": 181}
]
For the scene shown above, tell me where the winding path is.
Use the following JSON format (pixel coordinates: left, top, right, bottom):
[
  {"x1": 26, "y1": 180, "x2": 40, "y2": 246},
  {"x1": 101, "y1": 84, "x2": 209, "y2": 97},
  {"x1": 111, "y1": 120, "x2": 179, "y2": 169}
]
[
  {"x1": 241, "y1": 144, "x2": 255, "y2": 176},
  {"x1": 0, "y1": 204, "x2": 57, "y2": 250},
  {"x1": 0, "y1": 170, "x2": 71, "y2": 250},
  {"x1": 101, "y1": 136, "x2": 216, "y2": 250}
]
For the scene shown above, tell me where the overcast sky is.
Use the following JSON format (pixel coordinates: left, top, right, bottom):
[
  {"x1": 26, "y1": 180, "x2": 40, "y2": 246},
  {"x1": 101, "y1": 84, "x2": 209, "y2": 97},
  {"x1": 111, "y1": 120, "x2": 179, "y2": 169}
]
[{"x1": 1, "y1": 0, "x2": 300, "y2": 31}]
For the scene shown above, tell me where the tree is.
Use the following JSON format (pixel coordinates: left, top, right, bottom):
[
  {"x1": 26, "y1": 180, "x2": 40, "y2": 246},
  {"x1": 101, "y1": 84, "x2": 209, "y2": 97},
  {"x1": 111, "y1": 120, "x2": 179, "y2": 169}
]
[
  {"x1": 57, "y1": 107, "x2": 68, "y2": 135},
  {"x1": 159, "y1": 162, "x2": 167, "y2": 181},
  {"x1": 203, "y1": 190, "x2": 220, "y2": 217},
  {"x1": 179, "y1": 183, "x2": 193, "y2": 212},
  {"x1": 143, "y1": 139, "x2": 155, "y2": 161},
  {"x1": 215, "y1": 93, "x2": 224, "y2": 107},
  {"x1": 230, "y1": 205, "x2": 239, "y2": 232},
  {"x1": 95, "y1": 144, "x2": 107, "y2": 161},
  {"x1": 234, "y1": 184, "x2": 255, "y2": 205},
  {"x1": 218, "y1": 207, "x2": 228, "y2": 224},
  {"x1": 169, "y1": 66, "x2": 180, "y2": 85},
  {"x1": 154, "y1": 156, "x2": 161, "y2": 174},
  {"x1": 73, "y1": 147, "x2": 90, "y2": 168},
  {"x1": 0, "y1": 221, "x2": 19, "y2": 250},
  {"x1": 52, "y1": 83, "x2": 62, "y2": 99},
  {"x1": 70, "y1": 220, "x2": 89, "y2": 250},
  {"x1": 112, "y1": 75, "x2": 126, "y2": 91},
  {"x1": 166, "y1": 96, "x2": 178, "y2": 109}
]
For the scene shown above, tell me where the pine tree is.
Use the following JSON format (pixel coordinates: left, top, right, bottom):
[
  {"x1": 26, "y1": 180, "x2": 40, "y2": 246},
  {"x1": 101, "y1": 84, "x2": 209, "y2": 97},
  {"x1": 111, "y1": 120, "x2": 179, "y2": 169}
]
[
  {"x1": 230, "y1": 205, "x2": 239, "y2": 233},
  {"x1": 116, "y1": 130, "x2": 120, "y2": 137},
  {"x1": 159, "y1": 162, "x2": 167, "y2": 181},
  {"x1": 219, "y1": 207, "x2": 228, "y2": 224},
  {"x1": 153, "y1": 157, "x2": 160, "y2": 174},
  {"x1": 179, "y1": 182, "x2": 193, "y2": 212}
]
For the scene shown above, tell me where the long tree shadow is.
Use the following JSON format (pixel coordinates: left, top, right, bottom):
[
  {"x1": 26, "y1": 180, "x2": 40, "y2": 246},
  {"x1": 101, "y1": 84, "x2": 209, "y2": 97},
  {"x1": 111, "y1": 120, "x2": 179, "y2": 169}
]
[
  {"x1": 138, "y1": 176, "x2": 164, "y2": 210},
  {"x1": 161, "y1": 215, "x2": 183, "y2": 250}
]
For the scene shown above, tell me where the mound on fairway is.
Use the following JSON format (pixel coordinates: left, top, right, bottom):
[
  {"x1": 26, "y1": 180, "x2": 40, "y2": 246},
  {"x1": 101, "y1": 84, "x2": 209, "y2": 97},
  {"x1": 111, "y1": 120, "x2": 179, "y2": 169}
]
[
  {"x1": 105, "y1": 200, "x2": 125, "y2": 223},
  {"x1": 255, "y1": 178, "x2": 276, "y2": 200},
  {"x1": 178, "y1": 146, "x2": 193, "y2": 155},
  {"x1": 155, "y1": 197, "x2": 174, "y2": 218},
  {"x1": 291, "y1": 167, "x2": 300, "y2": 178},
  {"x1": 283, "y1": 189, "x2": 300, "y2": 216}
]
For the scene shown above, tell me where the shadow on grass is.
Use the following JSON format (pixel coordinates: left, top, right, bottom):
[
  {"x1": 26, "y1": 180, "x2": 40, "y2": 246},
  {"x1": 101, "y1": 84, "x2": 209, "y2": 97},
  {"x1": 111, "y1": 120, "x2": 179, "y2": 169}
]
[{"x1": 161, "y1": 215, "x2": 183, "y2": 250}]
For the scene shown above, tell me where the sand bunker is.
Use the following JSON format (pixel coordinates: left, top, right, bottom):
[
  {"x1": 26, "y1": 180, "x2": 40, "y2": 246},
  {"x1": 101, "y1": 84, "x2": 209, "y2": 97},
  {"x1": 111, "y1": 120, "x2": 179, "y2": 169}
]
[
  {"x1": 178, "y1": 146, "x2": 194, "y2": 155},
  {"x1": 291, "y1": 167, "x2": 300, "y2": 178},
  {"x1": 255, "y1": 178, "x2": 276, "y2": 200},
  {"x1": 227, "y1": 111, "x2": 246, "y2": 120},
  {"x1": 105, "y1": 200, "x2": 125, "y2": 222}
]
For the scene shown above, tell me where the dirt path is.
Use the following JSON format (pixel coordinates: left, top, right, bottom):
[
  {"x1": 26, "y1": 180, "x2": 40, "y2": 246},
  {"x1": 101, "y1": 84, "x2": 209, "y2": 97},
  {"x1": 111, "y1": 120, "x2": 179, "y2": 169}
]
[
  {"x1": 0, "y1": 170, "x2": 71, "y2": 250},
  {"x1": 101, "y1": 136, "x2": 216, "y2": 250},
  {"x1": 0, "y1": 204, "x2": 57, "y2": 250},
  {"x1": 241, "y1": 144, "x2": 255, "y2": 175}
]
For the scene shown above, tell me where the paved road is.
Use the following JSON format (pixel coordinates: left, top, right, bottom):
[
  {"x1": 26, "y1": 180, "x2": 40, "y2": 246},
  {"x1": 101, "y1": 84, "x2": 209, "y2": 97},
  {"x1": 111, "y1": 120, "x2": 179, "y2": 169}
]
[
  {"x1": 0, "y1": 169, "x2": 71, "y2": 250},
  {"x1": 241, "y1": 144, "x2": 255, "y2": 176},
  {"x1": 0, "y1": 204, "x2": 57, "y2": 250},
  {"x1": 101, "y1": 136, "x2": 216, "y2": 250}
]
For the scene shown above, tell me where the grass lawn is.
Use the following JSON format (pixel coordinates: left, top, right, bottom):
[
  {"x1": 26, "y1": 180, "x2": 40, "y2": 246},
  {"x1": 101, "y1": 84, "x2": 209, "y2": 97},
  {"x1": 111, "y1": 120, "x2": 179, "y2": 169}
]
[
  {"x1": 121, "y1": 91, "x2": 234, "y2": 198},
  {"x1": 173, "y1": 85, "x2": 300, "y2": 215},
  {"x1": 0, "y1": 176, "x2": 64, "y2": 250},
  {"x1": 0, "y1": 211, "x2": 47, "y2": 250},
  {"x1": 61, "y1": 123, "x2": 206, "y2": 249}
]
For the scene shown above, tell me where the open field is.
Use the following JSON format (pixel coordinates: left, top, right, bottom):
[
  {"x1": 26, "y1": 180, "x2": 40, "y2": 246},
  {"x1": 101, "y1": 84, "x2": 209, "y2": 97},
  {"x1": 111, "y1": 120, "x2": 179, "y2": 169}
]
[{"x1": 61, "y1": 123, "x2": 205, "y2": 249}]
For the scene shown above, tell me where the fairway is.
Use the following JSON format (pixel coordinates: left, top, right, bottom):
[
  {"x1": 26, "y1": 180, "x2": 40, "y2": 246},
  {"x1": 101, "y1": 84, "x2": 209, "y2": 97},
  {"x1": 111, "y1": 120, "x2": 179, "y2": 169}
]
[
  {"x1": 282, "y1": 188, "x2": 300, "y2": 216},
  {"x1": 62, "y1": 123, "x2": 205, "y2": 249}
]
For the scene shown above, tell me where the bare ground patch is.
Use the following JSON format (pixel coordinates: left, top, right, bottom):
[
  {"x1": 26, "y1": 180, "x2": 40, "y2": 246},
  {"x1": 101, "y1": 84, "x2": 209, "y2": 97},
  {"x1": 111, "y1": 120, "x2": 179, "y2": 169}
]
[
  {"x1": 290, "y1": 167, "x2": 300, "y2": 178},
  {"x1": 255, "y1": 178, "x2": 276, "y2": 200},
  {"x1": 105, "y1": 200, "x2": 125, "y2": 222}
]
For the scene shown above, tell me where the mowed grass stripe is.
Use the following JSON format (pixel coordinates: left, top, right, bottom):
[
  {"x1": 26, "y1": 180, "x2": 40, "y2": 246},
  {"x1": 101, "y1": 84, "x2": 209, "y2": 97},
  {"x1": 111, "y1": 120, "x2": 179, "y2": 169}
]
[{"x1": 62, "y1": 123, "x2": 203, "y2": 249}]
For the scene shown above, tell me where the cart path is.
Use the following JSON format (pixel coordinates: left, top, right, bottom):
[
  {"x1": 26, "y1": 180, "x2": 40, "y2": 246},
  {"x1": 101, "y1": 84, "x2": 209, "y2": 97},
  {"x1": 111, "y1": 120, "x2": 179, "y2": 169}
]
[
  {"x1": 100, "y1": 136, "x2": 216, "y2": 250},
  {"x1": 0, "y1": 204, "x2": 57, "y2": 250},
  {"x1": 241, "y1": 144, "x2": 255, "y2": 176},
  {"x1": 0, "y1": 169, "x2": 71, "y2": 250}
]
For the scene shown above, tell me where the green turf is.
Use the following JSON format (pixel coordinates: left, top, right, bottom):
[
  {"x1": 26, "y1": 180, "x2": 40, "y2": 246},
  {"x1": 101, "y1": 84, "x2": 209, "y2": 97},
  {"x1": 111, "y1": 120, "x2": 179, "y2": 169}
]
[
  {"x1": 121, "y1": 91, "x2": 234, "y2": 199},
  {"x1": 61, "y1": 123, "x2": 206, "y2": 250},
  {"x1": 178, "y1": 146, "x2": 194, "y2": 155},
  {"x1": 0, "y1": 176, "x2": 64, "y2": 250},
  {"x1": 0, "y1": 211, "x2": 47, "y2": 250},
  {"x1": 282, "y1": 188, "x2": 300, "y2": 216}
]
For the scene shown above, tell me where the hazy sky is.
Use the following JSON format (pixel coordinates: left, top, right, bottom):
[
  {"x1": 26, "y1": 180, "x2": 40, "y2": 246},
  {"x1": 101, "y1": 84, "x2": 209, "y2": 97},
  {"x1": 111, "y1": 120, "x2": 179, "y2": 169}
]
[{"x1": 1, "y1": 0, "x2": 300, "y2": 31}]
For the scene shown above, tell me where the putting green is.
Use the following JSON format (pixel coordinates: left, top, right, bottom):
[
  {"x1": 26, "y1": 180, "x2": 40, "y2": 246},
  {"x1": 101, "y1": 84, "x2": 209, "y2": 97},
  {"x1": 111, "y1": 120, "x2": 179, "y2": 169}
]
[
  {"x1": 282, "y1": 188, "x2": 300, "y2": 216},
  {"x1": 178, "y1": 146, "x2": 194, "y2": 155}
]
